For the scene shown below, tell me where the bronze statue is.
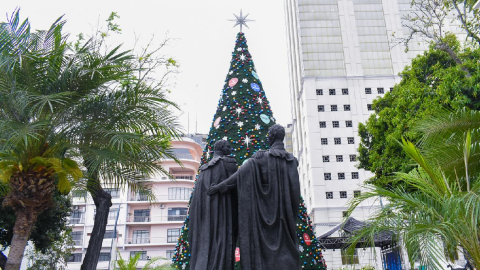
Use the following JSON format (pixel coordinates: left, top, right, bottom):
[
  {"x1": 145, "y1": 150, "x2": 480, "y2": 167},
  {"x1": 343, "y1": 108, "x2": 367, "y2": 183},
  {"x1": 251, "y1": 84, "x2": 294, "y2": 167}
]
[
  {"x1": 208, "y1": 124, "x2": 301, "y2": 270},
  {"x1": 188, "y1": 140, "x2": 238, "y2": 270}
]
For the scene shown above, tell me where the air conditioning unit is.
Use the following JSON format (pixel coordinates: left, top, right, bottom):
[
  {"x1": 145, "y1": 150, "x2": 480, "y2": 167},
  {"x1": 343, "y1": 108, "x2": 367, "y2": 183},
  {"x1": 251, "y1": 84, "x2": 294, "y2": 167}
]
[
  {"x1": 73, "y1": 206, "x2": 79, "y2": 210},
  {"x1": 160, "y1": 204, "x2": 165, "y2": 209}
]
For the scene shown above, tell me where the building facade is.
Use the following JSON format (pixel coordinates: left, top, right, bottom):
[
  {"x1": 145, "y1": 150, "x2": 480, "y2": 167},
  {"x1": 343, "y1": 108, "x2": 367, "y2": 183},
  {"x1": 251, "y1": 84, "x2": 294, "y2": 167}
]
[
  {"x1": 66, "y1": 137, "x2": 203, "y2": 269},
  {"x1": 283, "y1": 0, "x2": 463, "y2": 269}
]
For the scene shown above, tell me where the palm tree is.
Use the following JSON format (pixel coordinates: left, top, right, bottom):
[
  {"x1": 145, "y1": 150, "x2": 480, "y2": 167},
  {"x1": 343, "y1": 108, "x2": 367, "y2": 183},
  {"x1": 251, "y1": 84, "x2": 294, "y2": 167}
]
[
  {"x1": 0, "y1": 10, "x2": 180, "y2": 270},
  {"x1": 115, "y1": 251, "x2": 174, "y2": 270},
  {"x1": 347, "y1": 109, "x2": 480, "y2": 270}
]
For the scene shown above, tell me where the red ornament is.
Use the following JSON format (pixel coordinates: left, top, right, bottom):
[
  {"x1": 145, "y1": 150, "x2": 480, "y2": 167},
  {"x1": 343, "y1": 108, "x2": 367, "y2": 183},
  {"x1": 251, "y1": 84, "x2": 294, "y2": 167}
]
[
  {"x1": 303, "y1": 233, "x2": 312, "y2": 246},
  {"x1": 235, "y1": 247, "x2": 241, "y2": 262}
]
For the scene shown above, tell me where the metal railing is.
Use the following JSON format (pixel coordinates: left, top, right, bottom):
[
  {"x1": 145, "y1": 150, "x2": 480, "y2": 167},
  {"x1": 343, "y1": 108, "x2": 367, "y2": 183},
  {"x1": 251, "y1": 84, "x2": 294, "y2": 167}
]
[
  {"x1": 69, "y1": 217, "x2": 85, "y2": 224},
  {"x1": 126, "y1": 215, "x2": 186, "y2": 223},
  {"x1": 129, "y1": 195, "x2": 189, "y2": 201},
  {"x1": 125, "y1": 237, "x2": 175, "y2": 244}
]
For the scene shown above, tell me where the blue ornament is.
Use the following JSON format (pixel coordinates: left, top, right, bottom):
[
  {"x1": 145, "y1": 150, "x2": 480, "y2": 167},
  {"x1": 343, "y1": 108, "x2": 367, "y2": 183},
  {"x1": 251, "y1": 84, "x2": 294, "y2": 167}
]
[
  {"x1": 252, "y1": 71, "x2": 259, "y2": 79},
  {"x1": 260, "y1": 114, "x2": 270, "y2": 124},
  {"x1": 251, "y1": 83, "x2": 260, "y2": 92}
]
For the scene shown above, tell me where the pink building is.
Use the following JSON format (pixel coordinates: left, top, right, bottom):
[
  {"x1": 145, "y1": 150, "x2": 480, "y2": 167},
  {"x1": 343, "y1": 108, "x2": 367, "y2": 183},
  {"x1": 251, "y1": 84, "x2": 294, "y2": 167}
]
[{"x1": 67, "y1": 137, "x2": 203, "y2": 269}]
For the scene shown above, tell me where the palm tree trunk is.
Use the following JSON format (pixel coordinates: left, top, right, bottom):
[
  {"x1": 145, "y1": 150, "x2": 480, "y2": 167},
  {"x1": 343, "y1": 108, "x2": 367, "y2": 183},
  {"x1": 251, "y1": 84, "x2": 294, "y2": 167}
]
[
  {"x1": 80, "y1": 178, "x2": 112, "y2": 270},
  {"x1": 4, "y1": 207, "x2": 41, "y2": 270},
  {"x1": 0, "y1": 250, "x2": 7, "y2": 270}
]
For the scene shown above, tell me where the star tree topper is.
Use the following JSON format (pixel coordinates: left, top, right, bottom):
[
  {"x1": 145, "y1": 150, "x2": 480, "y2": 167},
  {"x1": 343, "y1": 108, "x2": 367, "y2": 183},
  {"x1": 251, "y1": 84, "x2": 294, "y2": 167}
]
[{"x1": 228, "y1": 9, "x2": 254, "y2": 32}]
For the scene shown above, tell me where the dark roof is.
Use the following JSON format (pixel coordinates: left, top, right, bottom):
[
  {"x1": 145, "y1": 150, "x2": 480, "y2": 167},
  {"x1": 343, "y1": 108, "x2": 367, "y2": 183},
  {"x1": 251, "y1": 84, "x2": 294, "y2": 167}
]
[{"x1": 317, "y1": 217, "x2": 395, "y2": 250}]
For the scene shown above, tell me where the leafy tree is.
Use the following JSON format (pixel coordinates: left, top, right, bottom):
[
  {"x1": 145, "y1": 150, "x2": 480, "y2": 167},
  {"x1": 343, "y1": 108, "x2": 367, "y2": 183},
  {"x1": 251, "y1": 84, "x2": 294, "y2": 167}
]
[
  {"x1": 116, "y1": 251, "x2": 174, "y2": 270},
  {"x1": 395, "y1": 0, "x2": 480, "y2": 76},
  {"x1": 24, "y1": 228, "x2": 75, "y2": 270},
  {"x1": 0, "y1": 10, "x2": 180, "y2": 270},
  {"x1": 0, "y1": 191, "x2": 72, "y2": 270},
  {"x1": 348, "y1": 109, "x2": 480, "y2": 269},
  {"x1": 358, "y1": 43, "x2": 480, "y2": 186}
]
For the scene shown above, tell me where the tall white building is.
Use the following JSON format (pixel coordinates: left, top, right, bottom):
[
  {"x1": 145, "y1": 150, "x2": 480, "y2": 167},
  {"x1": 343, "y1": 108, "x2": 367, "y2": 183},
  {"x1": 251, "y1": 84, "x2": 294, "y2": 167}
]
[{"x1": 283, "y1": 0, "x2": 463, "y2": 268}]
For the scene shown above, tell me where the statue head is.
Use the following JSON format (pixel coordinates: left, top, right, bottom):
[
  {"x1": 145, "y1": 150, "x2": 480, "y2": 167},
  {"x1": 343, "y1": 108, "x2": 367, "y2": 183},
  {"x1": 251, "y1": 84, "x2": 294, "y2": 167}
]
[
  {"x1": 214, "y1": 140, "x2": 232, "y2": 156},
  {"x1": 267, "y1": 124, "x2": 285, "y2": 146}
]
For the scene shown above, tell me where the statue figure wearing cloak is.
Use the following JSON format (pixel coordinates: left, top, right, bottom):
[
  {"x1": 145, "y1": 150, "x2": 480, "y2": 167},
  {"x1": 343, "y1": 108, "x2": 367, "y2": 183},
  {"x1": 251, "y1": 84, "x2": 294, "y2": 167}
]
[
  {"x1": 207, "y1": 124, "x2": 301, "y2": 270},
  {"x1": 188, "y1": 140, "x2": 238, "y2": 270}
]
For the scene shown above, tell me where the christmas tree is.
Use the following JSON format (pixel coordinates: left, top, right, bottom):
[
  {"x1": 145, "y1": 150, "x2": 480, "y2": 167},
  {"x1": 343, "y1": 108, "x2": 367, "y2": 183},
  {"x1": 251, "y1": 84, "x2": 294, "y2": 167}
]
[
  {"x1": 298, "y1": 197, "x2": 327, "y2": 269},
  {"x1": 172, "y1": 32, "x2": 326, "y2": 269}
]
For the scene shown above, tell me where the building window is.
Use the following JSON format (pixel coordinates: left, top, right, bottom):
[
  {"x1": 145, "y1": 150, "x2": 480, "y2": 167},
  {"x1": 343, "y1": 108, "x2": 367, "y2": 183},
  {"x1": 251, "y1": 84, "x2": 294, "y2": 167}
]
[
  {"x1": 342, "y1": 88, "x2": 349, "y2": 95},
  {"x1": 316, "y1": 89, "x2": 323, "y2": 95},
  {"x1": 321, "y1": 138, "x2": 328, "y2": 145},
  {"x1": 352, "y1": 172, "x2": 359, "y2": 179},
  {"x1": 365, "y1": 88, "x2": 372, "y2": 94},
  {"x1": 378, "y1": 87, "x2": 384, "y2": 94},
  {"x1": 130, "y1": 251, "x2": 148, "y2": 260},
  {"x1": 331, "y1": 105, "x2": 337, "y2": 111},
  {"x1": 354, "y1": 190, "x2": 361, "y2": 198},
  {"x1": 68, "y1": 253, "x2": 82, "y2": 263},
  {"x1": 133, "y1": 209, "x2": 150, "y2": 222},
  {"x1": 318, "y1": 105, "x2": 324, "y2": 112},
  {"x1": 332, "y1": 121, "x2": 339, "y2": 128},
  {"x1": 344, "y1": 104, "x2": 350, "y2": 111},
  {"x1": 345, "y1": 121, "x2": 352, "y2": 127},
  {"x1": 347, "y1": 137, "x2": 355, "y2": 144},
  {"x1": 108, "y1": 208, "x2": 118, "y2": 220},
  {"x1": 104, "y1": 188, "x2": 120, "y2": 198},
  {"x1": 326, "y1": 192, "x2": 333, "y2": 199},
  {"x1": 168, "y1": 208, "x2": 188, "y2": 221},
  {"x1": 322, "y1": 156, "x2": 330, "y2": 162},
  {"x1": 168, "y1": 187, "x2": 192, "y2": 200},
  {"x1": 104, "y1": 230, "x2": 115, "y2": 239},
  {"x1": 319, "y1": 121, "x2": 326, "y2": 128},
  {"x1": 166, "y1": 250, "x2": 176, "y2": 260},
  {"x1": 367, "y1": 104, "x2": 373, "y2": 111},
  {"x1": 349, "y1": 155, "x2": 357, "y2": 162},
  {"x1": 72, "y1": 231, "x2": 83, "y2": 246},
  {"x1": 340, "y1": 191, "x2": 347, "y2": 198},
  {"x1": 329, "y1": 89, "x2": 336, "y2": 95},
  {"x1": 324, "y1": 173, "x2": 331, "y2": 180},
  {"x1": 390, "y1": 87, "x2": 394, "y2": 92},
  {"x1": 99, "y1": 253, "x2": 111, "y2": 262},
  {"x1": 334, "y1": 138, "x2": 341, "y2": 144},
  {"x1": 133, "y1": 230, "x2": 150, "y2": 244},
  {"x1": 336, "y1": 155, "x2": 343, "y2": 162},
  {"x1": 338, "y1": 172, "x2": 345, "y2": 180},
  {"x1": 167, "y1": 229, "x2": 181, "y2": 243}
]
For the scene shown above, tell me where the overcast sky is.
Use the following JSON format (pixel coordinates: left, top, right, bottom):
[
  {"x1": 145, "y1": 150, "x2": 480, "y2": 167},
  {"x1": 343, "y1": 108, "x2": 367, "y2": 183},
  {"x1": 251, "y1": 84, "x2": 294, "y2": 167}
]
[{"x1": 3, "y1": 1, "x2": 292, "y2": 134}]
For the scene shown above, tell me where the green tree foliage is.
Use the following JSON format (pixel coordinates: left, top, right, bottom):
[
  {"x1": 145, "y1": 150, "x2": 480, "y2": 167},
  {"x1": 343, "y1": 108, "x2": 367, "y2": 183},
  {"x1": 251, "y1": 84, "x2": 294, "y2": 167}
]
[
  {"x1": 115, "y1": 251, "x2": 174, "y2": 270},
  {"x1": 24, "y1": 228, "x2": 75, "y2": 270},
  {"x1": 348, "y1": 109, "x2": 480, "y2": 269},
  {"x1": 358, "y1": 42, "x2": 480, "y2": 186},
  {"x1": 0, "y1": 192, "x2": 72, "y2": 252},
  {"x1": 0, "y1": 9, "x2": 180, "y2": 269}
]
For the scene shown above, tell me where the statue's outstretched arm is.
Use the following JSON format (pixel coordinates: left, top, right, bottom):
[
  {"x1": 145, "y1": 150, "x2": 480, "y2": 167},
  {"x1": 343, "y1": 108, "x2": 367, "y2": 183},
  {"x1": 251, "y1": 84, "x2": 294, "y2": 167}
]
[{"x1": 206, "y1": 169, "x2": 240, "y2": 195}]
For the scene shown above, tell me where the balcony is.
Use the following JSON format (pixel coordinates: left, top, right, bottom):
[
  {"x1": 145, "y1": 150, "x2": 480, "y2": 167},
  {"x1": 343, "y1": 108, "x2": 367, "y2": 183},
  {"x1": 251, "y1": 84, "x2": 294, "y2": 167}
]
[
  {"x1": 126, "y1": 215, "x2": 187, "y2": 223},
  {"x1": 128, "y1": 194, "x2": 190, "y2": 202},
  {"x1": 125, "y1": 237, "x2": 176, "y2": 245},
  {"x1": 69, "y1": 216, "x2": 85, "y2": 225}
]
